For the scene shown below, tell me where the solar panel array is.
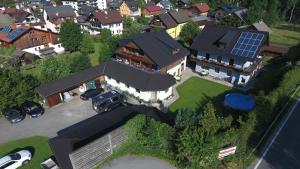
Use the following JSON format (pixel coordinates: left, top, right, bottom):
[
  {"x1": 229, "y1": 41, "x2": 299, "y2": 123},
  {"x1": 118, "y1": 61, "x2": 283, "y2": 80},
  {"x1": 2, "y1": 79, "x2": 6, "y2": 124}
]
[
  {"x1": 7, "y1": 28, "x2": 26, "y2": 40},
  {"x1": 231, "y1": 32, "x2": 264, "y2": 59},
  {"x1": 0, "y1": 26, "x2": 12, "y2": 33}
]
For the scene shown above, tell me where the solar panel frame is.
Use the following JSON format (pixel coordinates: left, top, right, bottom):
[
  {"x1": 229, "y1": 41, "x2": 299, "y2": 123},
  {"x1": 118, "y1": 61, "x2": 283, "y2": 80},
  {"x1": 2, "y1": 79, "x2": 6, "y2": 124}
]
[{"x1": 231, "y1": 32, "x2": 265, "y2": 59}]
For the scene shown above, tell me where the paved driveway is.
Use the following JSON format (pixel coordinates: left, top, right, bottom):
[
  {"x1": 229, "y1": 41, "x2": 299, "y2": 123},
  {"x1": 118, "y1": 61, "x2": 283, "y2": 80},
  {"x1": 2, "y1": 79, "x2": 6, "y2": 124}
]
[
  {"x1": 0, "y1": 97, "x2": 97, "y2": 144},
  {"x1": 102, "y1": 156, "x2": 177, "y2": 169}
]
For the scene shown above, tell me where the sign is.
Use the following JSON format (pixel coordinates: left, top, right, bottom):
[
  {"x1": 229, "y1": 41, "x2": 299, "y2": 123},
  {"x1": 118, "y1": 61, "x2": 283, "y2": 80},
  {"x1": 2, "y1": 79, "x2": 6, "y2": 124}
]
[{"x1": 218, "y1": 146, "x2": 237, "y2": 159}]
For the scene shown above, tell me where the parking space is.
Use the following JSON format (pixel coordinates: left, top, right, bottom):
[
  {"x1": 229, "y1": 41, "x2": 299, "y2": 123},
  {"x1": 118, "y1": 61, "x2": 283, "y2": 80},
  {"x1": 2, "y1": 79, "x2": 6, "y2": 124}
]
[{"x1": 0, "y1": 97, "x2": 97, "y2": 144}]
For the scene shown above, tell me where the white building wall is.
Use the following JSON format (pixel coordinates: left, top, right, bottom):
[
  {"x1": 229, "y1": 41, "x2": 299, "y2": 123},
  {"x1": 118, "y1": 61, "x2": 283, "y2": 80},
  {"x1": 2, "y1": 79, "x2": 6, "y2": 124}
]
[
  {"x1": 157, "y1": 87, "x2": 172, "y2": 101},
  {"x1": 166, "y1": 56, "x2": 186, "y2": 77},
  {"x1": 62, "y1": 1, "x2": 78, "y2": 11},
  {"x1": 101, "y1": 22, "x2": 123, "y2": 35},
  {"x1": 22, "y1": 43, "x2": 65, "y2": 56},
  {"x1": 97, "y1": 0, "x2": 107, "y2": 10}
]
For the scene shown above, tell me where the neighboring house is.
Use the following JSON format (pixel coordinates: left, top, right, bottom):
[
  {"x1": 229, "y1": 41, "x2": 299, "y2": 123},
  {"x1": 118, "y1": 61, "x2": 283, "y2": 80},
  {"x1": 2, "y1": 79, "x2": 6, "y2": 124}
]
[
  {"x1": 191, "y1": 15, "x2": 215, "y2": 29},
  {"x1": 0, "y1": 26, "x2": 64, "y2": 57},
  {"x1": 107, "y1": 0, "x2": 123, "y2": 9},
  {"x1": 242, "y1": 20, "x2": 272, "y2": 35},
  {"x1": 62, "y1": 0, "x2": 107, "y2": 11},
  {"x1": 119, "y1": 0, "x2": 141, "y2": 18},
  {"x1": 49, "y1": 105, "x2": 168, "y2": 169},
  {"x1": 156, "y1": 0, "x2": 172, "y2": 10},
  {"x1": 87, "y1": 9, "x2": 123, "y2": 35},
  {"x1": 143, "y1": 5, "x2": 161, "y2": 17},
  {"x1": 183, "y1": 2, "x2": 209, "y2": 17},
  {"x1": 35, "y1": 60, "x2": 176, "y2": 106},
  {"x1": 43, "y1": 5, "x2": 76, "y2": 33},
  {"x1": 12, "y1": 50, "x2": 39, "y2": 65},
  {"x1": 3, "y1": 7, "x2": 39, "y2": 24},
  {"x1": 149, "y1": 10, "x2": 190, "y2": 38},
  {"x1": 177, "y1": 0, "x2": 190, "y2": 7},
  {"x1": 0, "y1": 14, "x2": 14, "y2": 27},
  {"x1": 213, "y1": 4, "x2": 246, "y2": 21},
  {"x1": 115, "y1": 31, "x2": 189, "y2": 78},
  {"x1": 190, "y1": 25, "x2": 268, "y2": 87}
]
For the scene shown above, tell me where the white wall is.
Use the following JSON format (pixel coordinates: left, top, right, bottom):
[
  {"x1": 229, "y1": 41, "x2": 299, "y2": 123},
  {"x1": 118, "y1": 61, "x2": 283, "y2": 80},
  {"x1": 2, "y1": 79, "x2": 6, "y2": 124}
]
[
  {"x1": 166, "y1": 56, "x2": 186, "y2": 77},
  {"x1": 22, "y1": 43, "x2": 65, "y2": 56},
  {"x1": 105, "y1": 76, "x2": 173, "y2": 102},
  {"x1": 62, "y1": 1, "x2": 78, "y2": 10}
]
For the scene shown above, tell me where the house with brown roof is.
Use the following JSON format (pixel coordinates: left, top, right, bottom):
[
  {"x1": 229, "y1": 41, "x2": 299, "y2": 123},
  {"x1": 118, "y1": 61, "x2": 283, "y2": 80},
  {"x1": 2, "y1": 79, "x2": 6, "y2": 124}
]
[
  {"x1": 149, "y1": 10, "x2": 190, "y2": 38},
  {"x1": 3, "y1": 7, "x2": 39, "y2": 24},
  {"x1": 182, "y1": 3, "x2": 209, "y2": 17},
  {"x1": 119, "y1": 0, "x2": 141, "y2": 18},
  {"x1": 43, "y1": 5, "x2": 76, "y2": 33},
  {"x1": 86, "y1": 9, "x2": 123, "y2": 35},
  {"x1": 143, "y1": 5, "x2": 161, "y2": 17}
]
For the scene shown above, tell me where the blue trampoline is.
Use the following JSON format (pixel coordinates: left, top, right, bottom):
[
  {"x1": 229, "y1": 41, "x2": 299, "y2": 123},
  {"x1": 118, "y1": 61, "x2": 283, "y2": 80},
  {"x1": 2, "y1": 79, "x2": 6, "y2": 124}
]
[{"x1": 224, "y1": 93, "x2": 255, "y2": 111}]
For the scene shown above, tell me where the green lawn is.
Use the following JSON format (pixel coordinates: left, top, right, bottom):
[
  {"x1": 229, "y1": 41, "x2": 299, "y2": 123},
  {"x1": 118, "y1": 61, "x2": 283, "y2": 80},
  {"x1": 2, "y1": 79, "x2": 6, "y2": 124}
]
[
  {"x1": 169, "y1": 77, "x2": 232, "y2": 112},
  {"x1": 270, "y1": 24, "x2": 300, "y2": 47},
  {"x1": 89, "y1": 42, "x2": 102, "y2": 66},
  {"x1": 0, "y1": 136, "x2": 52, "y2": 169}
]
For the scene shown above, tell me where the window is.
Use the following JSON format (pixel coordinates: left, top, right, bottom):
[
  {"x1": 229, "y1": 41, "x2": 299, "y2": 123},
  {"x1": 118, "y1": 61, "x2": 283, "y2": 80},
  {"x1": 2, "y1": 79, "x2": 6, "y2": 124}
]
[
  {"x1": 111, "y1": 96, "x2": 119, "y2": 102},
  {"x1": 205, "y1": 53, "x2": 210, "y2": 60},
  {"x1": 241, "y1": 77, "x2": 246, "y2": 83},
  {"x1": 0, "y1": 161, "x2": 16, "y2": 169},
  {"x1": 215, "y1": 67, "x2": 220, "y2": 73},
  {"x1": 217, "y1": 56, "x2": 222, "y2": 63},
  {"x1": 229, "y1": 58, "x2": 234, "y2": 66},
  {"x1": 136, "y1": 88, "x2": 140, "y2": 93},
  {"x1": 227, "y1": 70, "x2": 232, "y2": 76},
  {"x1": 202, "y1": 66, "x2": 209, "y2": 70}
]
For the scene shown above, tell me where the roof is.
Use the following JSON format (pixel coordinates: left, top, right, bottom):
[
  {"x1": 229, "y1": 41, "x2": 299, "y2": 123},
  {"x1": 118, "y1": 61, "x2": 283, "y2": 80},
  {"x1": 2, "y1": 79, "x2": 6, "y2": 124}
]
[
  {"x1": 193, "y1": 3, "x2": 209, "y2": 13},
  {"x1": 118, "y1": 31, "x2": 189, "y2": 68},
  {"x1": 191, "y1": 25, "x2": 268, "y2": 62},
  {"x1": 262, "y1": 45, "x2": 288, "y2": 55},
  {"x1": 78, "y1": 5, "x2": 97, "y2": 17},
  {"x1": 157, "y1": 0, "x2": 171, "y2": 8},
  {"x1": 124, "y1": 0, "x2": 140, "y2": 12},
  {"x1": 4, "y1": 8, "x2": 30, "y2": 23},
  {"x1": 49, "y1": 105, "x2": 170, "y2": 169},
  {"x1": 156, "y1": 13, "x2": 177, "y2": 28},
  {"x1": 92, "y1": 10, "x2": 122, "y2": 25},
  {"x1": 252, "y1": 20, "x2": 272, "y2": 34},
  {"x1": 144, "y1": 5, "x2": 161, "y2": 13},
  {"x1": 0, "y1": 14, "x2": 13, "y2": 27},
  {"x1": 44, "y1": 5, "x2": 75, "y2": 19},
  {"x1": 233, "y1": 8, "x2": 247, "y2": 21},
  {"x1": 0, "y1": 26, "x2": 30, "y2": 43},
  {"x1": 168, "y1": 10, "x2": 190, "y2": 24},
  {"x1": 35, "y1": 60, "x2": 176, "y2": 98}
]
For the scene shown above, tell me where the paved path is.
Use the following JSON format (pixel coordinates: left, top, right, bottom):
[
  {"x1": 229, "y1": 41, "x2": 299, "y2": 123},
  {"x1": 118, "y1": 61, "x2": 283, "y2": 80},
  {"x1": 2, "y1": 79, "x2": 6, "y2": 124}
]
[
  {"x1": 101, "y1": 155, "x2": 177, "y2": 169},
  {"x1": 0, "y1": 97, "x2": 97, "y2": 144},
  {"x1": 249, "y1": 98, "x2": 300, "y2": 169}
]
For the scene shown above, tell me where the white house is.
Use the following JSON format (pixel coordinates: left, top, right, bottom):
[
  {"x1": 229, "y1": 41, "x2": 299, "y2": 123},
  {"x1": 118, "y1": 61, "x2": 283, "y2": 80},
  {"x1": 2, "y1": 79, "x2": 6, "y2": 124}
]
[{"x1": 62, "y1": 0, "x2": 107, "y2": 11}]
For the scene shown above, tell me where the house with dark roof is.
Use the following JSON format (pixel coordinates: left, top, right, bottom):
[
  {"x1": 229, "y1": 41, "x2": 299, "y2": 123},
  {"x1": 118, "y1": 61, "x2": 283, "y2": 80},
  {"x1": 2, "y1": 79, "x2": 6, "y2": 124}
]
[
  {"x1": 149, "y1": 10, "x2": 190, "y2": 38},
  {"x1": 156, "y1": 0, "x2": 172, "y2": 10},
  {"x1": 190, "y1": 25, "x2": 268, "y2": 86},
  {"x1": 115, "y1": 31, "x2": 189, "y2": 78},
  {"x1": 49, "y1": 105, "x2": 170, "y2": 169},
  {"x1": 119, "y1": 0, "x2": 141, "y2": 18},
  {"x1": 43, "y1": 5, "x2": 76, "y2": 33},
  {"x1": 3, "y1": 7, "x2": 39, "y2": 24},
  {"x1": 36, "y1": 60, "x2": 176, "y2": 106}
]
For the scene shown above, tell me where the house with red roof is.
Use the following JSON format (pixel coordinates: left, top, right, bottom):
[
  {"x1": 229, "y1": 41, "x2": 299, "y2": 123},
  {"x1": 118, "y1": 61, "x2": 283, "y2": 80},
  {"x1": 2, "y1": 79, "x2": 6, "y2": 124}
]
[
  {"x1": 183, "y1": 2, "x2": 210, "y2": 17},
  {"x1": 143, "y1": 5, "x2": 161, "y2": 17}
]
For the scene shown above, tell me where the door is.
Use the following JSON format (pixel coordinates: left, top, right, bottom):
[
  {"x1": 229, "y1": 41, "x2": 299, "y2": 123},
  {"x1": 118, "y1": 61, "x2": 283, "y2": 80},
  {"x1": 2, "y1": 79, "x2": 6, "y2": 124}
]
[
  {"x1": 150, "y1": 92, "x2": 157, "y2": 102},
  {"x1": 47, "y1": 94, "x2": 62, "y2": 107}
]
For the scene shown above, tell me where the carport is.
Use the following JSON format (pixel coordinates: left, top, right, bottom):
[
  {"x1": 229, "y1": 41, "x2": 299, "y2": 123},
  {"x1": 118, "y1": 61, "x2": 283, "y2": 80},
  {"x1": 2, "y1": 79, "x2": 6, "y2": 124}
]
[{"x1": 35, "y1": 64, "x2": 107, "y2": 107}]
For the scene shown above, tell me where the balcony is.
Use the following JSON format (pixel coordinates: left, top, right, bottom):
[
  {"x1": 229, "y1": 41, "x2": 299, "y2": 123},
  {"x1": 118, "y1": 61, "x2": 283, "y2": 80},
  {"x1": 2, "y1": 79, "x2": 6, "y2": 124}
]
[{"x1": 190, "y1": 55, "x2": 262, "y2": 75}]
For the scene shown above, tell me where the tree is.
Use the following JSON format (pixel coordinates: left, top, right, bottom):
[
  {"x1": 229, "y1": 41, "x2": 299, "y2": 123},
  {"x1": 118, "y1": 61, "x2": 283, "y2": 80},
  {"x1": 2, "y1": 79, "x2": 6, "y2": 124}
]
[
  {"x1": 123, "y1": 16, "x2": 134, "y2": 29},
  {"x1": 137, "y1": 15, "x2": 150, "y2": 25},
  {"x1": 70, "y1": 54, "x2": 91, "y2": 73},
  {"x1": 218, "y1": 14, "x2": 244, "y2": 27},
  {"x1": 288, "y1": 0, "x2": 299, "y2": 23},
  {"x1": 179, "y1": 21, "x2": 201, "y2": 47},
  {"x1": 60, "y1": 20, "x2": 83, "y2": 52},
  {"x1": 1, "y1": 0, "x2": 15, "y2": 7},
  {"x1": 265, "y1": 0, "x2": 281, "y2": 26},
  {"x1": 36, "y1": 56, "x2": 71, "y2": 83},
  {"x1": 0, "y1": 69, "x2": 38, "y2": 110},
  {"x1": 99, "y1": 44, "x2": 113, "y2": 63},
  {"x1": 80, "y1": 33, "x2": 95, "y2": 54},
  {"x1": 99, "y1": 28, "x2": 112, "y2": 43},
  {"x1": 245, "y1": 0, "x2": 267, "y2": 23}
]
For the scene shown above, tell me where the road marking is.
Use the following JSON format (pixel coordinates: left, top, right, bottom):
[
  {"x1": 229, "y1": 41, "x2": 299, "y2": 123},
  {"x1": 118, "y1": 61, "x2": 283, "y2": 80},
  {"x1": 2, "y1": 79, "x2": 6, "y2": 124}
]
[{"x1": 253, "y1": 97, "x2": 300, "y2": 169}]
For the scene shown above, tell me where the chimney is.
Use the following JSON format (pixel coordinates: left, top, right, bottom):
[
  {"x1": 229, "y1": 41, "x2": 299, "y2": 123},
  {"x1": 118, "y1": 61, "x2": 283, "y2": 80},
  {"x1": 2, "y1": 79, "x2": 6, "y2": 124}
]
[
  {"x1": 104, "y1": 10, "x2": 107, "y2": 14},
  {"x1": 55, "y1": 12, "x2": 59, "y2": 17}
]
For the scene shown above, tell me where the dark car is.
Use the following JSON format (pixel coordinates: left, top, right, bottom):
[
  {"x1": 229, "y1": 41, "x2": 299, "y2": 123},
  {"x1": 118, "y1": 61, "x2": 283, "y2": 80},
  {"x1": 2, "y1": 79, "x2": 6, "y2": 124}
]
[
  {"x1": 80, "y1": 88, "x2": 104, "y2": 100},
  {"x1": 2, "y1": 108, "x2": 26, "y2": 124},
  {"x1": 92, "y1": 90, "x2": 123, "y2": 113},
  {"x1": 21, "y1": 101, "x2": 44, "y2": 118}
]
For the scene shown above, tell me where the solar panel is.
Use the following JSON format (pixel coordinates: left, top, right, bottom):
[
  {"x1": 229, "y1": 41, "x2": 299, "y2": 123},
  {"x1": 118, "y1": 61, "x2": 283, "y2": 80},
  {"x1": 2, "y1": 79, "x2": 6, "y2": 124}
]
[
  {"x1": 7, "y1": 28, "x2": 26, "y2": 40},
  {"x1": 0, "y1": 26, "x2": 12, "y2": 33},
  {"x1": 231, "y1": 32, "x2": 265, "y2": 59}
]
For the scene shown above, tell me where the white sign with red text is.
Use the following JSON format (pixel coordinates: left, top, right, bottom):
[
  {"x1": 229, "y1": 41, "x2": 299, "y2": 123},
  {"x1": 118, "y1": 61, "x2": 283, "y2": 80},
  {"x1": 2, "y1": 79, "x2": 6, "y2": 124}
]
[{"x1": 218, "y1": 146, "x2": 237, "y2": 159}]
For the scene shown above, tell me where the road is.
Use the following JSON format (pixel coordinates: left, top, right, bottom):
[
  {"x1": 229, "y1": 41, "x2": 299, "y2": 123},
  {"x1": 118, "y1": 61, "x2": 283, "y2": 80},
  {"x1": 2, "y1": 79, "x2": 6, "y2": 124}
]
[
  {"x1": 102, "y1": 155, "x2": 177, "y2": 169},
  {"x1": 250, "y1": 98, "x2": 300, "y2": 169}
]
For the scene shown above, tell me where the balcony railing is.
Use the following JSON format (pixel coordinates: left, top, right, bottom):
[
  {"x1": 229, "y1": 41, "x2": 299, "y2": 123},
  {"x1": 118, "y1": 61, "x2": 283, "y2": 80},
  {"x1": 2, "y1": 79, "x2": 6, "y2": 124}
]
[{"x1": 190, "y1": 55, "x2": 262, "y2": 75}]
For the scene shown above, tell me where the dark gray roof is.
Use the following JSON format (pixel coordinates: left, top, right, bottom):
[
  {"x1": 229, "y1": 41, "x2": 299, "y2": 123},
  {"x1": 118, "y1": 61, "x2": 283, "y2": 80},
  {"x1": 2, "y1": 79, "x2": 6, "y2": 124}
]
[
  {"x1": 169, "y1": 10, "x2": 190, "y2": 24},
  {"x1": 44, "y1": 5, "x2": 75, "y2": 19},
  {"x1": 118, "y1": 31, "x2": 189, "y2": 68},
  {"x1": 35, "y1": 60, "x2": 176, "y2": 98},
  {"x1": 49, "y1": 105, "x2": 171, "y2": 169},
  {"x1": 157, "y1": 13, "x2": 177, "y2": 28},
  {"x1": 79, "y1": 5, "x2": 97, "y2": 17},
  {"x1": 190, "y1": 25, "x2": 268, "y2": 62},
  {"x1": 124, "y1": 0, "x2": 140, "y2": 12}
]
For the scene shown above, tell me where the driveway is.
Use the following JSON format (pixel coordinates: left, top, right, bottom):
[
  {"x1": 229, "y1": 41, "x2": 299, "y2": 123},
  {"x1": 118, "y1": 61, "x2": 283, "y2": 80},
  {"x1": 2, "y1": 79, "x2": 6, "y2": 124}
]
[
  {"x1": 0, "y1": 97, "x2": 97, "y2": 144},
  {"x1": 102, "y1": 156, "x2": 177, "y2": 169}
]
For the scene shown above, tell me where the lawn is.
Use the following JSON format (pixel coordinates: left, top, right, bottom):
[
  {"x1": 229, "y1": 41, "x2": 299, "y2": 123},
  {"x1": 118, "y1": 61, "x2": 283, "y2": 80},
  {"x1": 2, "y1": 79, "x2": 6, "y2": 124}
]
[
  {"x1": 0, "y1": 136, "x2": 52, "y2": 169},
  {"x1": 169, "y1": 77, "x2": 232, "y2": 112},
  {"x1": 270, "y1": 24, "x2": 300, "y2": 47},
  {"x1": 89, "y1": 42, "x2": 102, "y2": 66}
]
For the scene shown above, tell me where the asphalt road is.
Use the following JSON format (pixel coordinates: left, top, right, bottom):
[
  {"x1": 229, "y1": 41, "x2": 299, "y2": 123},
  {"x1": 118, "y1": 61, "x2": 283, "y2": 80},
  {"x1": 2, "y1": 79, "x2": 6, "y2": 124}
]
[
  {"x1": 102, "y1": 155, "x2": 177, "y2": 169},
  {"x1": 250, "y1": 98, "x2": 300, "y2": 169}
]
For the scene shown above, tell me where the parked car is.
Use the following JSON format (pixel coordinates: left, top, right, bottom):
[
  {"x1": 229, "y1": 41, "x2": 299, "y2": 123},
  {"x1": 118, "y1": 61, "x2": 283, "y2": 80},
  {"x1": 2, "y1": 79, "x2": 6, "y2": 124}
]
[
  {"x1": 0, "y1": 150, "x2": 32, "y2": 169},
  {"x1": 80, "y1": 88, "x2": 104, "y2": 100},
  {"x1": 2, "y1": 108, "x2": 25, "y2": 124},
  {"x1": 92, "y1": 90, "x2": 123, "y2": 113},
  {"x1": 21, "y1": 101, "x2": 44, "y2": 118}
]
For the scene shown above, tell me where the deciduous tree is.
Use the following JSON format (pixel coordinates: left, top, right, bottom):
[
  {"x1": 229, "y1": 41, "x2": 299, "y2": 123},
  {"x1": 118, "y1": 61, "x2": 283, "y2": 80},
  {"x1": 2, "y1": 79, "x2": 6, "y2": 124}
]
[{"x1": 60, "y1": 20, "x2": 83, "y2": 52}]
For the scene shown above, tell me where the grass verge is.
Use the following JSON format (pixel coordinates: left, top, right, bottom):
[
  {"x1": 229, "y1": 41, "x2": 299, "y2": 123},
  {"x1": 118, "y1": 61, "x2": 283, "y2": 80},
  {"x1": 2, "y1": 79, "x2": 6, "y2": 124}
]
[{"x1": 270, "y1": 24, "x2": 300, "y2": 47}]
